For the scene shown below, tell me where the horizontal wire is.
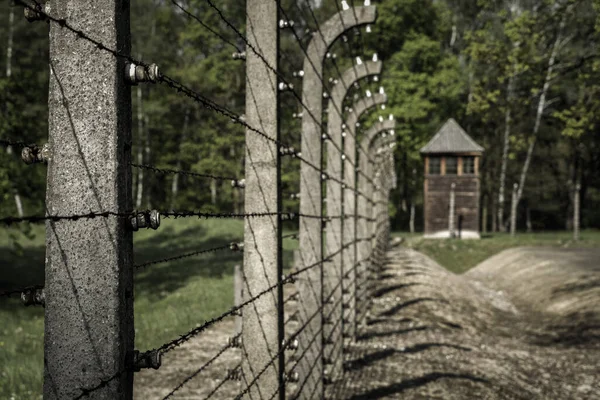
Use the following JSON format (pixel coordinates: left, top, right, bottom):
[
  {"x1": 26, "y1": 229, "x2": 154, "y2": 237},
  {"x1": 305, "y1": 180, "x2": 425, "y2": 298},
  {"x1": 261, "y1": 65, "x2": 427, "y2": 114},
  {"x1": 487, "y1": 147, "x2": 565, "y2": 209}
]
[
  {"x1": 0, "y1": 210, "x2": 296, "y2": 226},
  {"x1": 0, "y1": 138, "x2": 30, "y2": 148},
  {"x1": 162, "y1": 333, "x2": 241, "y2": 400},
  {"x1": 134, "y1": 242, "x2": 239, "y2": 270},
  {"x1": 0, "y1": 211, "x2": 129, "y2": 226},
  {"x1": 161, "y1": 210, "x2": 296, "y2": 220},
  {"x1": 130, "y1": 163, "x2": 238, "y2": 182},
  {"x1": 0, "y1": 284, "x2": 44, "y2": 298}
]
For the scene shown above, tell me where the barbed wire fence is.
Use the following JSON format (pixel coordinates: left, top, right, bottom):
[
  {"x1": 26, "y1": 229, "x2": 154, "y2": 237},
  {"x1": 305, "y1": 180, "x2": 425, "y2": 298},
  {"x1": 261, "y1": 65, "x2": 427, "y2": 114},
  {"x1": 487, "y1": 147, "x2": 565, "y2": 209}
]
[{"x1": 1, "y1": 0, "x2": 397, "y2": 398}]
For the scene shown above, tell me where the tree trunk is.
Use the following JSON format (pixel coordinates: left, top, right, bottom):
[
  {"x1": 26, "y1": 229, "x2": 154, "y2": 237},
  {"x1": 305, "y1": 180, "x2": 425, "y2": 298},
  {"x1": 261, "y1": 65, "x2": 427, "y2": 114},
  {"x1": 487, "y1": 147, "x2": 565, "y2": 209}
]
[
  {"x1": 6, "y1": 3, "x2": 24, "y2": 217},
  {"x1": 573, "y1": 184, "x2": 581, "y2": 241},
  {"x1": 210, "y1": 180, "x2": 217, "y2": 205},
  {"x1": 497, "y1": 68, "x2": 516, "y2": 232},
  {"x1": 449, "y1": 16, "x2": 458, "y2": 48},
  {"x1": 6, "y1": 3, "x2": 13, "y2": 78},
  {"x1": 135, "y1": 85, "x2": 144, "y2": 209},
  {"x1": 510, "y1": 184, "x2": 518, "y2": 236},
  {"x1": 482, "y1": 197, "x2": 488, "y2": 234},
  {"x1": 526, "y1": 204, "x2": 532, "y2": 233},
  {"x1": 491, "y1": 198, "x2": 497, "y2": 233},
  {"x1": 409, "y1": 202, "x2": 415, "y2": 233},
  {"x1": 515, "y1": 8, "x2": 569, "y2": 208},
  {"x1": 170, "y1": 108, "x2": 190, "y2": 210}
]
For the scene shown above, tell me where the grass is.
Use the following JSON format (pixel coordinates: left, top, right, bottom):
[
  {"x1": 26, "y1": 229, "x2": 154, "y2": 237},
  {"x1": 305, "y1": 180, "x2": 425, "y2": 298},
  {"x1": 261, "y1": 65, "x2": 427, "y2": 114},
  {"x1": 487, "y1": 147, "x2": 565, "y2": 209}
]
[
  {"x1": 0, "y1": 219, "x2": 299, "y2": 399},
  {"x1": 399, "y1": 230, "x2": 600, "y2": 274}
]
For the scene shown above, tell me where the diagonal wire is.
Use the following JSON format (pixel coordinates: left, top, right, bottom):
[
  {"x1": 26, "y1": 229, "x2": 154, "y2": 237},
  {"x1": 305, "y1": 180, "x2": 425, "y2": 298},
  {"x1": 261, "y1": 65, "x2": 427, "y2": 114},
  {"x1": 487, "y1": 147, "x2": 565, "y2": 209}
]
[
  {"x1": 162, "y1": 333, "x2": 241, "y2": 400},
  {"x1": 169, "y1": 0, "x2": 242, "y2": 52}
]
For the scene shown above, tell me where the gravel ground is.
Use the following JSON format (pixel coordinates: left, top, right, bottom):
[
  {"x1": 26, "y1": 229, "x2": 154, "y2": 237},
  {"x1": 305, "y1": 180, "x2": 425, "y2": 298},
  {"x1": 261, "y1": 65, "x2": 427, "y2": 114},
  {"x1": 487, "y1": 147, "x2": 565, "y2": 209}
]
[
  {"x1": 134, "y1": 245, "x2": 600, "y2": 399},
  {"x1": 327, "y1": 246, "x2": 600, "y2": 400}
]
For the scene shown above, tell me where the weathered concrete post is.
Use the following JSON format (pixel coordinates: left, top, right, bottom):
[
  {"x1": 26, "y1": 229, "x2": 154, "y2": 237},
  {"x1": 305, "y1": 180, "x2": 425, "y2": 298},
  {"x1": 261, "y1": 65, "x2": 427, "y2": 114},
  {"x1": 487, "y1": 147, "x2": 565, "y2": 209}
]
[
  {"x1": 324, "y1": 60, "x2": 381, "y2": 379},
  {"x1": 372, "y1": 144, "x2": 395, "y2": 275},
  {"x1": 449, "y1": 183, "x2": 456, "y2": 238},
  {"x1": 297, "y1": 5, "x2": 376, "y2": 395},
  {"x1": 355, "y1": 119, "x2": 395, "y2": 328},
  {"x1": 574, "y1": 183, "x2": 581, "y2": 241},
  {"x1": 234, "y1": 264, "x2": 243, "y2": 335},
  {"x1": 343, "y1": 91, "x2": 386, "y2": 340},
  {"x1": 44, "y1": 1, "x2": 133, "y2": 398},
  {"x1": 242, "y1": 0, "x2": 282, "y2": 398},
  {"x1": 510, "y1": 183, "x2": 518, "y2": 237}
]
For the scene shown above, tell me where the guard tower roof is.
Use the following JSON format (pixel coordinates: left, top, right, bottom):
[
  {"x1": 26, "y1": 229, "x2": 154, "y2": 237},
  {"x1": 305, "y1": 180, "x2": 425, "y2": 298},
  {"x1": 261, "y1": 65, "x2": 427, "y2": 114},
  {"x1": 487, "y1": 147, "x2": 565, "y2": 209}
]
[{"x1": 420, "y1": 118, "x2": 484, "y2": 154}]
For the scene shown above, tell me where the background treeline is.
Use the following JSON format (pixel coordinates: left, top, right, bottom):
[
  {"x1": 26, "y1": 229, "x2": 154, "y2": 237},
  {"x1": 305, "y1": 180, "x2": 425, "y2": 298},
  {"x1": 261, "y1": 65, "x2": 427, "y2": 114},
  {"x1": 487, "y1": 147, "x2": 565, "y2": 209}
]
[{"x1": 0, "y1": 0, "x2": 599, "y2": 232}]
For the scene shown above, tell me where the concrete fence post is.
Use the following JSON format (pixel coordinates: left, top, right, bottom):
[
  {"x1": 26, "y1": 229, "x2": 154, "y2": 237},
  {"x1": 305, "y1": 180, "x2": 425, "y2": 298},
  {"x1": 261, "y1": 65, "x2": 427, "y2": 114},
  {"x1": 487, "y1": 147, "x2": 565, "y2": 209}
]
[
  {"x1": 242, "y1": 0, "x2": 283, "y2": 398},
  {"x1": 297, "y1": 5, "x2": 376, "y2": 396},
  {"x1": 44, "y1": 1, "x2": 134, "y2": 398},
  {"x1": 355, "y1": 119, "x2": 395, "y2": 328},
  {"x1": 574, "y1": 183, "x2": 581, "y2": 241},
  {"x1": 325, "y1": 60, "x2": 381, "y2": 379},
  {"x1": 344, "y1": 92, "x2": 386, "y2": 341},
  {"x1": 234, "y1": 264, "x2": 243, "y2": 336},
  {"x1": 510, "y1": 183, "x2": 518, "y2": 237},
  {"x1": 449, "y1": 183, "x2": 456, "y2": 238}
]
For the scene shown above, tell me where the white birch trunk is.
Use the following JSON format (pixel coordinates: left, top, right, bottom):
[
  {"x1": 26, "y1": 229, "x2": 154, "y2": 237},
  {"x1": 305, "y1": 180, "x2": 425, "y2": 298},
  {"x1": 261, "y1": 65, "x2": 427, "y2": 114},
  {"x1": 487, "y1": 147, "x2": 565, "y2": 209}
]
[
  {"x1": 170, "y1": 108, "x2": 190, "y2": 210},
  {"x1": 210, "y1": 180, "x2": 217, "y2": 205},
  {"x1": 6, "y1": 4, "x2": 24, "y2": 217},
  {"x1": 498, "y1": 70, "x2": 516, "y2": 232},
  {"x1": 515, "y1": 8, "x2": 569, "y2": 207}
]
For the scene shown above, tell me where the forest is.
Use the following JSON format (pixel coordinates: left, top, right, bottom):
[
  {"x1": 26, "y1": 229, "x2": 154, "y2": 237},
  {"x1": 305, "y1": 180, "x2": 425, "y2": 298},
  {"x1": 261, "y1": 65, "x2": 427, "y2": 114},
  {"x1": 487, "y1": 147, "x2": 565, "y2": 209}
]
[{"x1": 1, "y1": 0, "x2": 599, "y2": 233}]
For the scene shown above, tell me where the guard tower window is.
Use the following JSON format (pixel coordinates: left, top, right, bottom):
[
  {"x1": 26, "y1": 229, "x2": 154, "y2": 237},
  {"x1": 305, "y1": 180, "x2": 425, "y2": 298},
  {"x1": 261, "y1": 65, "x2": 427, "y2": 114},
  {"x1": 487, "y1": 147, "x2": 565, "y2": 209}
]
[
  {"x1": 429, "y1": 157, "x2": 441, "y2": 174},
  {"x1": 445, "y1": 157, "x2": 458, "y2": 175},
  {"x1": 463, "y1": 156, "x2": 475, "y2": 174}
]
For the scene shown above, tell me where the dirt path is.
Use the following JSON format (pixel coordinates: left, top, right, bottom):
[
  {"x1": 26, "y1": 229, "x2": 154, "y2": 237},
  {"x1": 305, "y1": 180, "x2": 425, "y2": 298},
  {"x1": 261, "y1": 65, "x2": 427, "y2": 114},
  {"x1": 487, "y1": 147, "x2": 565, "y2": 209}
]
[{"x1": 327, "y1": 246, "x2": 600, "y2": 399}]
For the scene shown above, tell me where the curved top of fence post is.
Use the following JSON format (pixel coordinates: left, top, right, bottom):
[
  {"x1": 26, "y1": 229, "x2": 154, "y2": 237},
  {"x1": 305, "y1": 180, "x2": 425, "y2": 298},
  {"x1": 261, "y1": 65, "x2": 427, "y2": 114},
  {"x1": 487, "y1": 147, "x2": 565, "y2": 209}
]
[
  {"x1": 304, "y1": 6, "x2": 377, "y2": 73},
  {"x1": 301, "y1": 6, "x2": 377, "y2": 138},
  {"x1": 360, "y1": 118, "x2": 397, "y2": 157},
  {"x1": 329, "y1": 60, "x2": 382, "y2": 108},
  {"x1": 346, "y1": 93, "x2": 387, "y2": 137},
  {"x1": 327, "y1": 61, "x2": 382, "y2": 158}
]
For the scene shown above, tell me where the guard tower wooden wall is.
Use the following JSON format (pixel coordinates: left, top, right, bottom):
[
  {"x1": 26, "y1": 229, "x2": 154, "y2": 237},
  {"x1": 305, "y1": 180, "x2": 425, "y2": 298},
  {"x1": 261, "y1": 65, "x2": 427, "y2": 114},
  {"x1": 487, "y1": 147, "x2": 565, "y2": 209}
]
[{"x1": 421, "y1": 119, "x2": 484, "y2": 239}]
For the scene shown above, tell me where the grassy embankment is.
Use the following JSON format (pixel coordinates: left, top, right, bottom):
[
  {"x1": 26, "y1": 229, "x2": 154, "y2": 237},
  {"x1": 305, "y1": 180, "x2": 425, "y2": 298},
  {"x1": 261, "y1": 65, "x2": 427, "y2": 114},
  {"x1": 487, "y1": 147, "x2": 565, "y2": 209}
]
[
  {"x1": 0, "y1": 219, "x2": 298, "y2": 399},
  {"x1": 396, "y1": 230, "x2": 600, "y2": 274}
]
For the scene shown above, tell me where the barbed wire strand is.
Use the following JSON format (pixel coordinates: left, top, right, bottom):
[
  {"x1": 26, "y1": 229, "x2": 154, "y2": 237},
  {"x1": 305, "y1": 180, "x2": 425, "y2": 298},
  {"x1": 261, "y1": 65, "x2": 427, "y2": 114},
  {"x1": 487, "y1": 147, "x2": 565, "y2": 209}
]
[
  {"x1": 130, "y1": 163, "x2": 238, "y2": 182},
  {"x1": 162, "y1": 333, "x2": 241, "y2": 400}
]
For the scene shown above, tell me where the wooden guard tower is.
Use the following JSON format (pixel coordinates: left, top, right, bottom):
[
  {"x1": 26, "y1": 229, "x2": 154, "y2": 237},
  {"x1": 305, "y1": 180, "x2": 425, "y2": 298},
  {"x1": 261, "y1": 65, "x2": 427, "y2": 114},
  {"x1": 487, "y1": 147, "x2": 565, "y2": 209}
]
[{"x1": 421, "y1": 118, "x2": 484, "y2": 239}]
